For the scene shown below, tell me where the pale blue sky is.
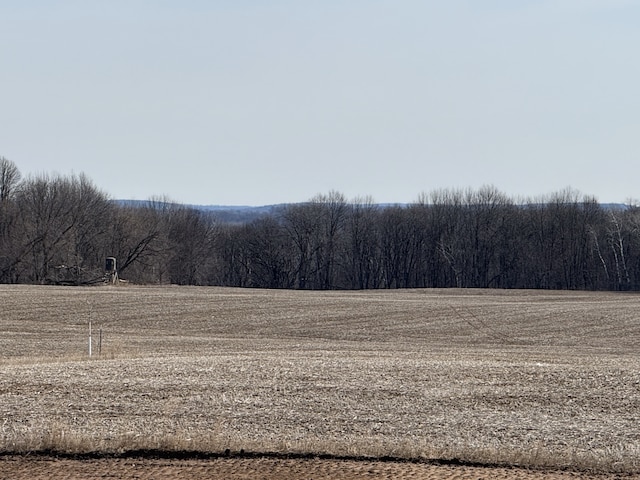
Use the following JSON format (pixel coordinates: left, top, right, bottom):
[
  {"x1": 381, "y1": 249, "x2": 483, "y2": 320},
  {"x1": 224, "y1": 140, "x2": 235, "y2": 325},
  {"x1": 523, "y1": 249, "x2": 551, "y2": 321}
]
[{"x1": 1, "y1": 1, "x2": 639, "y2": 205}]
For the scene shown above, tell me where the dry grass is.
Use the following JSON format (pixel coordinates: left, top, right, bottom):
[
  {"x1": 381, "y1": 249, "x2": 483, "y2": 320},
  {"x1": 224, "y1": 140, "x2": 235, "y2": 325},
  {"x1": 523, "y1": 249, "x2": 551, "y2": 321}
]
[{"x1": 1, "y1": 285, "x2": 640, "y2": 473}]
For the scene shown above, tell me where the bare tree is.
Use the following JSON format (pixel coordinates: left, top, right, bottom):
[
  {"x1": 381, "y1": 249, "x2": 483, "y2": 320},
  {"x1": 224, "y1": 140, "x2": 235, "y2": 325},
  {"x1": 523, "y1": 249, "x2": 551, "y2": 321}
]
[
  {"x1": 607, "y1": 208, "x2": 633, "y2": 290},
  {"x1": 310, "y1": 191, "x2": 348, "y2": 289},
  {"x1": 283, "y1": 201, "x2": 323, "y2": 289},
  {"x1": 378, "y1": 206, "x2": 414, "y2": 288},
  {"x1": 15, "y1": 174, "x2": 74, "y2": 283},
  {"x1": 0, "y1": 157, "x2": 22, "y2": 282},
  {"x1": 166, "y1": 206, "x2": 218, "y2": 285},
  {"x1": 13, "y1": 172, "x2": 112, "y2": 284},
  {"x1": 340, "y1": 196, "x2": 380, "y2": 289},
  {"x1": 430, "y1": 188, "x2": 466, "y2": 287},
  {"x1": 5, "y1": 155, "x2": 640, "y2": 291},
  {"x1": 213, "y1": 224, "x2": 252, "y2": 287},
  {"x1": 107, "y1": 202, "x2": 165, "y2": 283},
  {"x1": 0, "y1": 157, "x2": 21, "y2": 203},
  {"x1": 239, "y1": 216, "x2": 295, "y2": 288}
]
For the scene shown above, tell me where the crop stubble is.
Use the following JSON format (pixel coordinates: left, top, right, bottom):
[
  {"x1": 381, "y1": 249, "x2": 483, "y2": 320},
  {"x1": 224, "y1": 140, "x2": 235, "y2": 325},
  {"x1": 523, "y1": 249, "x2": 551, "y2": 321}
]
[{"x1": 1, "y1": 285, "x2": 640, "y2": 475}]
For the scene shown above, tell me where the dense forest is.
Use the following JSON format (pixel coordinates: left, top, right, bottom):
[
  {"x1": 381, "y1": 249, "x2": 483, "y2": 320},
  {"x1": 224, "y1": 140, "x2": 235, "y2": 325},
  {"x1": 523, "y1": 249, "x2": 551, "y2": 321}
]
[{"x1": 2, "y1": 156, "x2": 640, "y2": 291}]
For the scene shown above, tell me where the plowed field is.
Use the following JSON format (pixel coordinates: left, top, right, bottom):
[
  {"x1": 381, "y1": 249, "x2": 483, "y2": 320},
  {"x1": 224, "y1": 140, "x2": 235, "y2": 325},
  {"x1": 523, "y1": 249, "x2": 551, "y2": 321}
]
[{"x1": 1, "y1": 285, "x2": 639, "y2": 479}]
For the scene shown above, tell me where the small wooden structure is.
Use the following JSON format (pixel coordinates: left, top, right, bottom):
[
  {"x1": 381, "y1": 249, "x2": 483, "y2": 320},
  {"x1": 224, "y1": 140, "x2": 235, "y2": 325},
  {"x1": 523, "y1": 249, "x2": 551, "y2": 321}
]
[{"x1": 105, "y1": 257, "x2": 118, "y2": 284}]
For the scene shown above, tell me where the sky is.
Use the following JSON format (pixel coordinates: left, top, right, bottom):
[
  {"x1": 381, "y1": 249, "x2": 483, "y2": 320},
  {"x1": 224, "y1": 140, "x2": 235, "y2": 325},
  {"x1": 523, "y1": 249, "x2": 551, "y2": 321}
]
[{"x1": 1, "y1": 0, "x2": 639, "y2": 206}]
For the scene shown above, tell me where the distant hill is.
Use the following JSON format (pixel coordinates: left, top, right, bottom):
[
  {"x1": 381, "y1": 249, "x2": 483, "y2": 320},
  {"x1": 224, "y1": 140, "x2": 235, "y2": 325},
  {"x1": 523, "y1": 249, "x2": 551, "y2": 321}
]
[
  {"x1": 114, "y1": 199, "x2": 630, "y2": 225},
  {"x1": 191, "y1": 204, "x2": 288, "y2": 224},
  {"x1": 113, "y1": 200, "x2": 288, "y2": 224}
]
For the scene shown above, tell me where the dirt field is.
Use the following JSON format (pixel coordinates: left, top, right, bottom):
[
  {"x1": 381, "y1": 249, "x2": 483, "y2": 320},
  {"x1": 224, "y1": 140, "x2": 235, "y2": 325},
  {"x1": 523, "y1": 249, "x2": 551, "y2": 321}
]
[
  {"x1": 1, "y1": 454, "x2": 632, "y2": 479},
  {"x1": 1, "y1": 285, "x2": 640, "y2": 479}
]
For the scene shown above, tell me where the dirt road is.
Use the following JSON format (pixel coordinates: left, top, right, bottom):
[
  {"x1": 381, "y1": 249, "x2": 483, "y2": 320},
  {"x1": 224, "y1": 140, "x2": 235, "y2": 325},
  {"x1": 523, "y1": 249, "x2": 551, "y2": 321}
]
[{"x1": 0, "y1": 456, "x2": 632, "y2": 480}]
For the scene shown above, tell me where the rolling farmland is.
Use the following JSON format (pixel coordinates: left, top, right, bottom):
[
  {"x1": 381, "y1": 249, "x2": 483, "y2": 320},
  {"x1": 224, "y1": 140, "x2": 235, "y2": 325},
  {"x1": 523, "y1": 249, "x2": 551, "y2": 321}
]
[{"x1": 1, "y1": 285, "x2": 639, "y2": 478}]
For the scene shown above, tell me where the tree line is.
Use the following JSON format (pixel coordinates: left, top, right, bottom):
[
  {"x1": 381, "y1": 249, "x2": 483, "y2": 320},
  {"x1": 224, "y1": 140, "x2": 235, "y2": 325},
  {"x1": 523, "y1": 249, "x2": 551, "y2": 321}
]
[{"x1": 2, "y1": 156, "x2": 640, "y2": 290}]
